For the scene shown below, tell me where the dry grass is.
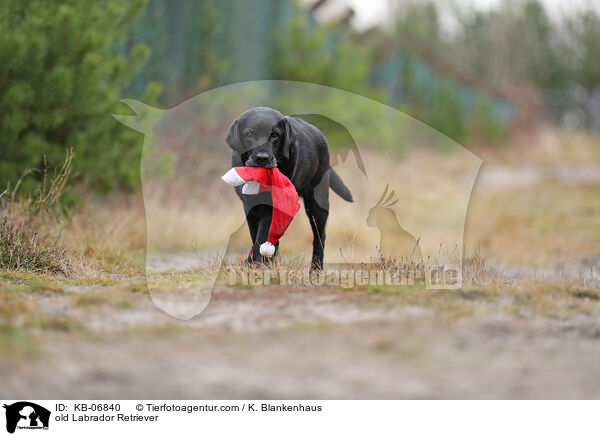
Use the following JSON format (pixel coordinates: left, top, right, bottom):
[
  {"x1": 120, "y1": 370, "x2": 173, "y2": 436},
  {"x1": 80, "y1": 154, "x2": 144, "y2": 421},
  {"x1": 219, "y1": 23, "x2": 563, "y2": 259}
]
[
  {"x1": 1, "y1": 126, "x2": 598, "y2": 280},
  {"x1": 1, "y1": 155, "x2": 146, "y2": 278},
  {"x1": 130, "y1": 128, "x2": 599, "y2": 274},
  {"x1": 0, "y1": 216, "x2": 69, "y2": 274},
  {"x1": 0, "y1": 151, "x2": 79, "y2": 276},
  {"x1": 65, "y1": 193, "x2": 146, "y2": 271},
  {"x1": 466, "y1": 182, "x2": 600, "y2": 264},
  {"x1": 479, "y1": 125, "x2": 600, "y2": 165}
]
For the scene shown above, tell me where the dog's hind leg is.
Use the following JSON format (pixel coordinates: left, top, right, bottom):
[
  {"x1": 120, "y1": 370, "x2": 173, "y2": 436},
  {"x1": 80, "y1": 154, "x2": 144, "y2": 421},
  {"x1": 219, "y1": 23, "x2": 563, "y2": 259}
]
[{"x1": 303, "y1": 171, "x2": 330, "y2": 271}]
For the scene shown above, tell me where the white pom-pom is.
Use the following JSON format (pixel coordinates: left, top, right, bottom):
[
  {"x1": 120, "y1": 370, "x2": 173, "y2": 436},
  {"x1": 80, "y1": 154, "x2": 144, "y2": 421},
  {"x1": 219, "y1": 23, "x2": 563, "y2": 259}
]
[{"x1": 259, "y1": 241, "x2": 275, "y2": 257}]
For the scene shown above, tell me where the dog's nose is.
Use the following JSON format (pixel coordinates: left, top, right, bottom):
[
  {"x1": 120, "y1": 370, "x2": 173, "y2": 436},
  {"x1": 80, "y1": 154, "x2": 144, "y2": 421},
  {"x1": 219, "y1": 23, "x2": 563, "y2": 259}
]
[{"x1": 255, "y1": 151, "x2": 269, "y2": 165}]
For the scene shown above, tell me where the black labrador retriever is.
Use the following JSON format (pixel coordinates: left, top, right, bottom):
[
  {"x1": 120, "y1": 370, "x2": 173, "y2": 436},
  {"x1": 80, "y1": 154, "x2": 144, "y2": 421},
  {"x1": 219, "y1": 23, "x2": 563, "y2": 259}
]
[{"x1": 226, "y1": 106, "x2": 353, "y2": 269}]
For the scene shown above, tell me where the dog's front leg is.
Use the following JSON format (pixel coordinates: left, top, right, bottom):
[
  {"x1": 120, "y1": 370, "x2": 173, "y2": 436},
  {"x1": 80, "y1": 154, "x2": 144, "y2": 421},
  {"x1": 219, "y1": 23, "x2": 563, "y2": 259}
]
[{"x1": 246, "y1": 204, "x2": 278, "y2": 265}]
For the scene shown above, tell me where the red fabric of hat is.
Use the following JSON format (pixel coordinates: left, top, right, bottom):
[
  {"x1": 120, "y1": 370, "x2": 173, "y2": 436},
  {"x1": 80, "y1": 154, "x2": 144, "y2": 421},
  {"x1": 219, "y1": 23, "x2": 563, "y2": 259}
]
[{"x1": 222, "y1": 166, "x2": 300, "y2": 255}]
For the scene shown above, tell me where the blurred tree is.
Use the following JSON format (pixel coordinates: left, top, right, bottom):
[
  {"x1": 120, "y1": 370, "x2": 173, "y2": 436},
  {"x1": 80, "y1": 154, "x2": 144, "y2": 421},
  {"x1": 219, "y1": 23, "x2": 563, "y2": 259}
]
[
  {"x1": 394, "y1": 0, "x2": 576, "y2": 90},
  {"x1": 191, "y1": 0, "x2": 227, "y2": 92},
  {"x1": 0, "y1": 0, "x2": 161, "y2": 195},
  {"x1": 567, "y1": 10, "x2": 600, "y2": 89},
  {"x1": 395, "y1": 2, "x2": 444, "y2": 57},
  {"x1": 272, "y1": 10, "x2": 371, "y2": 95},
  {"x1": 387, "y1": 0, "x2": 600, "y2": 140}
]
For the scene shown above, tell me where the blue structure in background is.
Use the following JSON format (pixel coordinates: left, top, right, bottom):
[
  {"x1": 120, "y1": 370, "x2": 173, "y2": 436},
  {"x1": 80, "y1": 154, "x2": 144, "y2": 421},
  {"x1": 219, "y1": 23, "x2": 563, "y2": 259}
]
[
  {"x1": 124, "y1": 0, "x2": 515, "y2": 126},
  {"x1": 371, "y1": 50, "x2": 514, "y2": 124}
]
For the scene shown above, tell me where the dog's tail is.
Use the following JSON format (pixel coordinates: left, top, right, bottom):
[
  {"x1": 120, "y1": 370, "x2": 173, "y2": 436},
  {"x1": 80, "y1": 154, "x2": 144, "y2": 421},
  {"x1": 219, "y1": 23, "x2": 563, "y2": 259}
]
[{"x1": 329, "y1": 169, "x2": 353, "y2": 202}]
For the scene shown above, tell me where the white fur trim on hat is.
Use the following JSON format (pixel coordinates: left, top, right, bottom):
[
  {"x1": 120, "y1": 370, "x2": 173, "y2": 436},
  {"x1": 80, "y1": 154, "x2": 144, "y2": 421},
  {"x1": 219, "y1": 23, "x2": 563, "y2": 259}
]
[
  {"x1": 221, "y1": 168, "x2": 245, "y2": 186},
  {"x1": 259, "y1": 241, "x2": 275, "y2": 257}
]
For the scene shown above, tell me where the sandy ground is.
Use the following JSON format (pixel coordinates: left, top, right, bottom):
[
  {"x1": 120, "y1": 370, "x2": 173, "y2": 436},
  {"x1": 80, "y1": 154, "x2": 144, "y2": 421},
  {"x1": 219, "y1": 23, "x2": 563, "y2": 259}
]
[{"x1": 2, "y1": 276, "x2": 600, "y2": 399}]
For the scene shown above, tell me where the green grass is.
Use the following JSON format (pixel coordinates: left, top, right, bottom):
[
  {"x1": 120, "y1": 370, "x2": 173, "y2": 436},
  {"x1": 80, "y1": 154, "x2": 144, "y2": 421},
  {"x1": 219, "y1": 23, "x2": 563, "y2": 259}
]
[{"x1": 0, "y1": 325, "x2": 39, "y2": 366}]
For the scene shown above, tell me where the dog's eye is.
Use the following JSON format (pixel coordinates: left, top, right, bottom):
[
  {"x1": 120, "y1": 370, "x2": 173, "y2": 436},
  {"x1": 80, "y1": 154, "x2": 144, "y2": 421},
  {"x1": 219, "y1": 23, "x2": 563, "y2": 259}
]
[{"x1": 270, "y1": 132, "x2": 279, "y2": 140}]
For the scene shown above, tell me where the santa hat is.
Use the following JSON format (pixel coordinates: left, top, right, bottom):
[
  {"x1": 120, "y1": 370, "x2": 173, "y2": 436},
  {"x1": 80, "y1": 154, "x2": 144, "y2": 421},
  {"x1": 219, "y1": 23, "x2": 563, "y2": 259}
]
[{"x1": 222, "y1": 166, "x2": 300, "y2": 257}]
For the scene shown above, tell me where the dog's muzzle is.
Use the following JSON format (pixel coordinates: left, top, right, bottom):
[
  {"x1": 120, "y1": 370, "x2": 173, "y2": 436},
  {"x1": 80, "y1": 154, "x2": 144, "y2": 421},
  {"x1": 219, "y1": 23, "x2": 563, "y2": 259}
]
[{"x1": 245, "y1": 150, "x2": 277, "y2": 168}]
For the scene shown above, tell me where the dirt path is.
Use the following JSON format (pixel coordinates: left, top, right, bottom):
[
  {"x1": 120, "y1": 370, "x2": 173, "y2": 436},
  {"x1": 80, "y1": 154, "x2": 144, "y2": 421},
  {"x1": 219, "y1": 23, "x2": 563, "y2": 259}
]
[{"x1": 2, "y1": 274, "x2": 600, "y2": 399}]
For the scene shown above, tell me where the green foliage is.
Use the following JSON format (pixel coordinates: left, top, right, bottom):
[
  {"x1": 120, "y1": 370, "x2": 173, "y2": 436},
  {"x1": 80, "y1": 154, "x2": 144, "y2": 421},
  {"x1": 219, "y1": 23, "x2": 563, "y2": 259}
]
[
  {"x1": 193, "y1": 0, "x2": 228, "y2": 91},
  {"x1": 0, "y1": 0, "x2": 160, "y2": 195},
  {"x1": 271, "y1": 7, "x2": 508, "y2": 145},
  {"x1": 272, "y1": 10, "x2": 371, "y2": 95},
  {"x1": 471, "y1": 95, "x2": 506, "y2": 145},
  {"x1": 421, "y1": 82, "x2": 467, "y2": 145},
  {"x1": 123, "y1": 2, "x2": 509, "y2": 146}
]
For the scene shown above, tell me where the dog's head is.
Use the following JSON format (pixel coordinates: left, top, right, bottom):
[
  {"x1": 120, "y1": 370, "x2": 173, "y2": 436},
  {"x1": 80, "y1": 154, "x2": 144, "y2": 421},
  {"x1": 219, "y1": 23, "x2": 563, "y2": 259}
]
[{"x1": 226, "y1": 107, "x2": 297, "y2": 168}]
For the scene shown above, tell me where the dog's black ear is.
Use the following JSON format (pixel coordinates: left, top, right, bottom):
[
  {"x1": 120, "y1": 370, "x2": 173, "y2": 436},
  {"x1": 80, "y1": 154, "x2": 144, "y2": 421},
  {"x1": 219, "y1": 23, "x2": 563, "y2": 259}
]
[
  {"x1": 226, "y1": 118, "x2": 243, "y2": 153},
  {"x1": 279, "y1": 117, "x2": 297, "y2": 160}
]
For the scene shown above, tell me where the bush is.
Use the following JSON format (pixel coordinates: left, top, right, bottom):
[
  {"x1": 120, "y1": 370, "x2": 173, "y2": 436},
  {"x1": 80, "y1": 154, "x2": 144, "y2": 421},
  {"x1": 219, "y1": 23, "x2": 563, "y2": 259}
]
[
  {"x1": 0, "y1": 0, "x2": 161, "y2": 195},
  {"x1": 0, "y1": 150, "x2": 75, "y2": 275},
  {"x1": 0, "y1": 216, "x2": 68, "y2": 274}
]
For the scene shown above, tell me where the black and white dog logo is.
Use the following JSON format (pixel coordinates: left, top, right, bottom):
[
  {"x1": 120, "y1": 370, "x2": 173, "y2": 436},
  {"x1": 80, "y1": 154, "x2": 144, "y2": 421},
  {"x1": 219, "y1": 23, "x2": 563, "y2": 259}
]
[{"x1": 3, "y1": 402, "x2": 50, "y2": 434}]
